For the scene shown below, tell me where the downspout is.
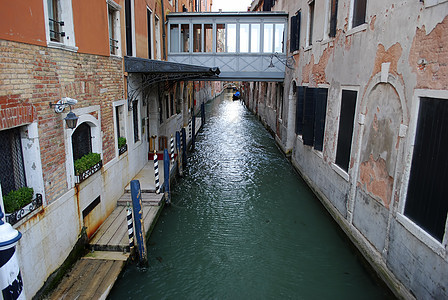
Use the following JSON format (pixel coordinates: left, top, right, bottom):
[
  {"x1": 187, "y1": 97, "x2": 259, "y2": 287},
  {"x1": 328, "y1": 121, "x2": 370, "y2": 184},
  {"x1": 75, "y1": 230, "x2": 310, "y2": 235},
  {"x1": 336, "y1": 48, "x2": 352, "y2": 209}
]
[{"x1": 161, "y1": 0, "x2": 167, "y2": 60}]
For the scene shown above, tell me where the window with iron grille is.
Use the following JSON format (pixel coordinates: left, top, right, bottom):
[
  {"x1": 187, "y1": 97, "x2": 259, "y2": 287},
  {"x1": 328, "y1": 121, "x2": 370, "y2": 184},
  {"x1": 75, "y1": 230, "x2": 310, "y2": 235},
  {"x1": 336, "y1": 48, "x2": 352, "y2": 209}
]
[
  {"x1": 133, "y1": 100, "x2": 139, "y2": 142},
  {"x1": 0, "y1": 128, "x2": 26, "y2": 196},
  {"x1": 108, "y1": 3, "x2": 120, "y2": 55},
  {"x1": 72, "y1": 123, "x2": 92, "y2": 161},
  {"x1": 47, "y1": 0, "x2": 65, "y2": 42},
  {"x1": 404, "y1": 97, "x2": 448, "y2": 242}
]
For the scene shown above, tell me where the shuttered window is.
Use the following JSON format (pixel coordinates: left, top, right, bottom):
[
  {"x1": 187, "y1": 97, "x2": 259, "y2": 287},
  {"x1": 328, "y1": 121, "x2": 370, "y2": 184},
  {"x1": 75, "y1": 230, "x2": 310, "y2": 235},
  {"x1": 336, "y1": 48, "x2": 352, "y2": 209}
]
[
  {"x1": 313, "y1": 88, "x2": 328, "y2": 151},
  {"x1": 404, "y1": 97, "x2": 448, "y2": 242},
  {"x1": 329, "y1": 0, "x2": 338, "y2": 37},
  {"x1": 335, "y1": 90, "x2": 357, "y2": 171},
  {"x1": 125, "y1": 0, "x2": 133, "y2": 56},
  {"x1": 296, "y1": 86, "x2": 328, "y2": 151},
  {"x1": 290, "y1": 12, "x2": 301, "y2": 52},
  {"x1": 133, "y1": 100, "x2": 139, "y2": 142}
]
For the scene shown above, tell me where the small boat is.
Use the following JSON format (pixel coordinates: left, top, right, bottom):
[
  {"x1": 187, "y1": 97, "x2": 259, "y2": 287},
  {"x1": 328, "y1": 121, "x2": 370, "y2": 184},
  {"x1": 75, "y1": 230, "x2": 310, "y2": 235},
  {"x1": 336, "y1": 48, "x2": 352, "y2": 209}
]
[{"x1": 233, "y1": 91, "x2": 240, "y2": 101}]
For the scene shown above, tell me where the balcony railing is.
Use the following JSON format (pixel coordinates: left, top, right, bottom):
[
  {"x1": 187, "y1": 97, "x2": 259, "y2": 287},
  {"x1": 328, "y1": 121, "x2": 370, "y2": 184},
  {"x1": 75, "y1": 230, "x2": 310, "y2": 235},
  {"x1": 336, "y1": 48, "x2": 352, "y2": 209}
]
[
  {"x1": 119, "y1": 144, "x2": 128, "y2": 156},
  {"x1": 6, "y1": 194, "x2": 43, "y2": 226}
]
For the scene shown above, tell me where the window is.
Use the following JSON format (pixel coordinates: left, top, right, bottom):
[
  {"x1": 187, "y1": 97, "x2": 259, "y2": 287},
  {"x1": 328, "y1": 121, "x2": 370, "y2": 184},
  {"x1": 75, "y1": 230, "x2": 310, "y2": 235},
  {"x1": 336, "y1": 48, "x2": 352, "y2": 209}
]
[
  {"x1": 193, "y1": 24, "x2": 202, "y2": 52},
  {"x1": 132, "y1": 100, "x2": 139, "y2": 142},
  {"x1": 108, "y1": 1, "x2": 121, "y2": 56},
  {"x1": 290, "y1": 11, "x2": 301, "y2": 52},
  {"x1": 155, "y1": 16, "x2": 161, "y2": 59},
  {"x1": 335, "y1": 90, "x2": 357, "y2": 171},
  {"x1": 352, "y1": 0, "x2": 367, "y2": 28},
  {"x1": 165, "y1": 95, "x2": 170, "y2": 119},
  {"x1": 307, "y1": 1, "x2": 315, "y2": 47},
  {"x1": 147, "y1": 8, "x2": 152, "y2": 58},
  {"x1": 295, "y1": 86, "x2": 328, "y2": 151},
  {"x1": 240, "y1": 24, "x2": 250, "y2": 53},
  {"x1": 170, "y1": 24, "x2": 180, "y2": 52},
  {"x1": 227, "y1": 24, "x2": 236, "y2": 53},
  {"x1": 250, "y1": 24, "x2": 260, "y2": 53},
  {"x1": 158, "y1": 96, "x2": 163, "y2": 124},
  {"x1": 72, "y1": 123, "x2": 92, "y2": 161},
  {"x1": 181, "y1": 24, "x2": 190, "y2": 52},
  {"x1": 115, "y1": 105, "x2": 125, "y2": 139},
  {"x1": 274, "y1": 24, "x2": 285, "y2": 53},
  {"x1": 204, "y1": 24, "x2": 213, "y2": 52},
  {"x1": 170, "y1": 93, "x2": 175, "y2": 116},
  {"x1": 404, "y1": 97, "x2": 448, "y2": 242},
  {"x1": 263, "y1": 24, "x2": 273, "y2": 53},
  {"x1": 216, "y1": 24, "x2": 226, "y2": 53},
  {"x1": 125, "y1": 0, "x2": 133, "y2": 56},
  {"x1": 48, "y1": 0, "x2": 64, "y2": 42},
  {"x1": 0, "y1": 128, "x2": 26, "y2": 196},
  {"x1": 326, "y1": 0, "x2": 338, "y2": 38},
  {"x1": 277, "y1": 83, "x2": 284, "y2": 120}
]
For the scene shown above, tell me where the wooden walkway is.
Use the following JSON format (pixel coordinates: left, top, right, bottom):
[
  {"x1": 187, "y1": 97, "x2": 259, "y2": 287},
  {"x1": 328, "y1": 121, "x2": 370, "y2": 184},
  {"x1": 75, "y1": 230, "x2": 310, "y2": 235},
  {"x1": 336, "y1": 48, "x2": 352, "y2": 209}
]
[{"x1": 49, "y1": 192, "x2": 164, "y2": 300}]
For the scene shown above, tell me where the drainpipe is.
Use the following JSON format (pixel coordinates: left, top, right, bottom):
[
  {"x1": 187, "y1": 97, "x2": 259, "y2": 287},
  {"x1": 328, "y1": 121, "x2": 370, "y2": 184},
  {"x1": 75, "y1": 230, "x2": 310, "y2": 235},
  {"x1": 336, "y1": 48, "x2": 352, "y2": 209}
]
[{"x1": 161, "y1": 0, "x2": 167, "y2": 60}]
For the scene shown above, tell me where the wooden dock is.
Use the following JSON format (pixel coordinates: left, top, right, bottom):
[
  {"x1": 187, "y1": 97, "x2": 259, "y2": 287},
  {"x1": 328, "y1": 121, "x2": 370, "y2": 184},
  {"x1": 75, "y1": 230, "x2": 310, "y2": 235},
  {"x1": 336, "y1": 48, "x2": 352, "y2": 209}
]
[{"x1": 48, "y1": 192, "x2": 164, "y2": 300}]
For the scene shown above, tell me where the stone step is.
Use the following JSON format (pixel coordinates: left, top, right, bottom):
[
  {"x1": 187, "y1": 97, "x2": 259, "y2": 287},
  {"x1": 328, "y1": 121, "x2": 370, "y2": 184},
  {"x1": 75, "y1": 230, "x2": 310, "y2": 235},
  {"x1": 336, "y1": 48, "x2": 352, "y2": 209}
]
[{"x1": 118, "y1": 192, "x2": 163, "y2": 206}]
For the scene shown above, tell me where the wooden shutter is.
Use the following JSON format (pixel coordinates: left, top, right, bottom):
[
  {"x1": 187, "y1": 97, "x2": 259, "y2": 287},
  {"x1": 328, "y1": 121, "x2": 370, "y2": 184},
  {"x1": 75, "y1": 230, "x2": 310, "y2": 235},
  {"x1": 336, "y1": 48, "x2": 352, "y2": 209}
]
[
  {"x1": 302, "y1": 87, "x2": 315, "y2": 146},
  {"x1": 296, "y1": 11, "x2": 301, "y2": 50},
  {"x1": 290, "y1": 15, "x2": 297, "y2": 52},
  {"x1": 335, "y1": 90, "x2": 357, "y2": 171},
  {"x1": 404, "y1": 97, "x2": 448, "y2": 242},
  {"x1": 313, "y1": 88, "x2": 328, "y2": 151},
  {"x1": 329, "y1": 0, "x2": 338, "y2": 37},
  {"x1": 295, "y1": 86, "x2": 305, "y2": 135}
]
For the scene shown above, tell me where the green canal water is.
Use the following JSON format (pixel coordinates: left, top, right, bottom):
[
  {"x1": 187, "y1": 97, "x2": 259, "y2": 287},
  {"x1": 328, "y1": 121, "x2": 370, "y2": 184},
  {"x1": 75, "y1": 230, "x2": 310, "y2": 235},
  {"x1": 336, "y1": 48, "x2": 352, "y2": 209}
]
[{"x1": 109, "y1": 91, "x2": 393, "y2": 299}]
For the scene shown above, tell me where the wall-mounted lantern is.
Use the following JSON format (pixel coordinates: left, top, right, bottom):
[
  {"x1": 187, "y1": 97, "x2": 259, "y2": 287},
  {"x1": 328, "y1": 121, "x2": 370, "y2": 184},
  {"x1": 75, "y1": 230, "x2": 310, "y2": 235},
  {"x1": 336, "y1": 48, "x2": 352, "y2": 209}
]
[{"x1": 49, "y1": 97, "x2": 79, "y2": 129}]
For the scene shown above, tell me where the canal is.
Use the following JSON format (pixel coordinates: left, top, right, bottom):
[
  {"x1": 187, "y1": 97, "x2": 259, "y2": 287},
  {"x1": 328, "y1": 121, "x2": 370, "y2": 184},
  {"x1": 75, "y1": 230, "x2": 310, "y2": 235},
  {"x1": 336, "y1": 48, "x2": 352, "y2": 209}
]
[{"x1": 109, "y1": 91, "x2": 393, "y2": 299}]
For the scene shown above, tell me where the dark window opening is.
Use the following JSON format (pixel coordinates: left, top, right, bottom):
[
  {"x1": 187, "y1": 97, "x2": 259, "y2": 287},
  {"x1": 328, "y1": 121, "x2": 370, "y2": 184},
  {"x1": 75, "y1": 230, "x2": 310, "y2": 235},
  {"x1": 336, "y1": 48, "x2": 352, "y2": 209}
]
[
  {"x1": 72, "y1": 123, "x2": 92, "y2": 161},
  {"x1": 404, "y1": 97, "x2": 448, "y2": 242},
  {"x1": 170, "y1": 93, "x2": 175, "y2": 116},
  {"x1": 132, "y1": 100, "x2": 139, "y2": 142},
  {"x1": 165, "y1": 95, "x2": 170, "y2": 119},
  {"x1": 158, "y1": 96, "x2": 163, "y2": 124},
  {"x1": 0, "y1": 128, "x2": 26, "y2": 196},
  {"x1": 290, "y1": 11, "x2": 301, "y2": 52},
  {"x1": 147, "y1": 8, "x2": 152, "y2": 58},
  {"x1": 125, "y1": 0, "x2": 133, "y2": 56},
  {"x1": 335, "y1": 90, "x2": 357, "y2": 171},
  {"x1": 352, "y1": 0, "x2": 367, "y2": 28},
  {"x1": 115, "y1": 106, "x2": 121, "y2": 138},
  {"x1": 329, "y1": 0, "x2": 338, "y2": 37}
]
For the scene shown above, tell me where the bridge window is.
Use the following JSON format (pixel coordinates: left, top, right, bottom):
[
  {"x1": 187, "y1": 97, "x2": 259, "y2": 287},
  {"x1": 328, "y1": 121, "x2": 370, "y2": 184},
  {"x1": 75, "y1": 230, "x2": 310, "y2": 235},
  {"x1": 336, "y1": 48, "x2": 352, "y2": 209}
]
[
  {"x1": 204, "y1": 24, "x2": 213, "y2": 52},
  {"x1": 170, "y1": 24, "x2": 179, "y2": 52},
  {"x1": 274, "y1": 24, "x2": 285, "y2": 52},
  {"x1": 193, "y1": 24, "x2": 202, "y2": 52},
  {"x1": 263, "y1": 24, "x2": 274, "y2": 52},
  {"x1": 181, "y1": 24, "x2": 189, "y2": 52},
  {"x1": 227, "y1": 24, "x2": 237, "y2": 53},
  {"x1": 240, "y1": 24, "x2": 250, "y2": 53},
  {"x1": 216, "y1": 24, "x2": 226, "y2": 53},
  {"x1": 250, "y1": 24, "x2": 260, "y2": 52}
]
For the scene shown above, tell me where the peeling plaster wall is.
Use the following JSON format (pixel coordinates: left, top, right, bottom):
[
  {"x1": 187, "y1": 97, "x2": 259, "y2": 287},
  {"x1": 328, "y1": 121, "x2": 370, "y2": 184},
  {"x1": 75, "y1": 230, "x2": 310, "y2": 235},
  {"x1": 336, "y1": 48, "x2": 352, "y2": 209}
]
[{"x1": 248, "y1": 0, "x2": 448, "y2": 299}]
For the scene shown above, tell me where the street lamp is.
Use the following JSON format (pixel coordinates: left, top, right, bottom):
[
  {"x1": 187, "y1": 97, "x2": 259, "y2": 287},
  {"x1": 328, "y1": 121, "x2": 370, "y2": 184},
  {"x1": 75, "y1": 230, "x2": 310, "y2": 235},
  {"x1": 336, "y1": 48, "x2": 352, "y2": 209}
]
[
  {"x1": 49, "y1": 97, "x2": 79, "y2": 129},
  {"x1": 268, "y1": 52, "x2": 295, "y2": 70}
]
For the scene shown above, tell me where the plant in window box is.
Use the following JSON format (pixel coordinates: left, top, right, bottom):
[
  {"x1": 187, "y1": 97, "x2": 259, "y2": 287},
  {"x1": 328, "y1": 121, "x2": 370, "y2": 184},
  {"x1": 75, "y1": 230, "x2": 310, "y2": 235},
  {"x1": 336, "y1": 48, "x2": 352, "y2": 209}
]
[
  {"x1": 74, "y1": 152, "x2": 102, "y2": 183},
  {"x1": 3, "y1": 187, "x2": 43, "y2": 225},
  {"x1": 118, "y1": 137, "x2": 127, "y2": 155}
]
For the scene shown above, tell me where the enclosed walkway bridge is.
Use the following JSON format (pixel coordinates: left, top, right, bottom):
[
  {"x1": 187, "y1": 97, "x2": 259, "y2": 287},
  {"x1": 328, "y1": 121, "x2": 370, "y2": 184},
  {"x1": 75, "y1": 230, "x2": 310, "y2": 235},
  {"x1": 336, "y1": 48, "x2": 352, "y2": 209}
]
[{"x1": 167, "y1": 12, "x2": 290, "y2": 81}]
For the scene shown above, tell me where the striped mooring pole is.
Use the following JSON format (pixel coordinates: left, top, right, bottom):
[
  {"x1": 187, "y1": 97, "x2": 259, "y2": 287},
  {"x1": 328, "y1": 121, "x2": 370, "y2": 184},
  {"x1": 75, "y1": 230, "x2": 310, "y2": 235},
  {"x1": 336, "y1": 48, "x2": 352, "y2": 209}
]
[
  {"x1": 170, "y1": 134, "x2": 174, "y2": 166},
  {"x1": 181, "y1": 127, "x2": 187, "y2": 169},
  {"x1": 191, "y1": 116, "x2": 196, "y2": 150},
  {"x1": 163, "y1": 148, "x2": 171, "y2": 205},
  {"x1": 188, "y1": 120, "x2": 192, "y2": 140},
  {"x1": 153, "y1": 150, "x2": 160, "y2": 194},
  {"x1": 126, "y1": 203, "x2": 134, "y2": 256},
  {"x1": 176, "y1": 131, "x2": 183, "y2": 177},
  {"x1": 201, "y1": 103, "x2": 205, "y2": 125},
  {"x1": 0, "y1": 207, "x2": 25, "y2": 299},
  {"x1": 130, "y1": 180, "x2": 148, "y2": 267}
]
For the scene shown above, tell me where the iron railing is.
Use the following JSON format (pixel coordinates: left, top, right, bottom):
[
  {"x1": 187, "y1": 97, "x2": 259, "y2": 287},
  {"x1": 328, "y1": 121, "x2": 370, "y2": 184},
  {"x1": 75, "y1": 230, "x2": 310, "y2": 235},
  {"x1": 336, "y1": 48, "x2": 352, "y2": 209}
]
[
  {"x1": 119, "y1": 144, "x2": 128, "y2": 156},
  {"x1": 76, "y1": 161, "x2": 102, "y2": 184},
  {"x1": 6, "y1": 194, "x2": 43, "y2": 226}
]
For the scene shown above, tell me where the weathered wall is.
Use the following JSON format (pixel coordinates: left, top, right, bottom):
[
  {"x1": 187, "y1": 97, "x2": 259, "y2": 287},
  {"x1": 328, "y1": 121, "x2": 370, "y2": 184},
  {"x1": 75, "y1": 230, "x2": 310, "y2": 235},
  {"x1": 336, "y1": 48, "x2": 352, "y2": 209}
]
[{"x1": 245, "y1": 0, "x2": 448, "y2": 299}]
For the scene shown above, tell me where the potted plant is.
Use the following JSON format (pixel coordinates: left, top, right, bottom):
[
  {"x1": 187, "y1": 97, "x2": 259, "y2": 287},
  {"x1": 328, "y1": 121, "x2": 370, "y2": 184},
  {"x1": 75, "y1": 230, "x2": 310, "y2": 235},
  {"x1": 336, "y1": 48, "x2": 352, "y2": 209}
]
[
  {"x1": 118, "y1": 137, "x2": 127, "y2": 155},
  {"x1": 3, "y1": 187, "x2": 34, "y2": 214},
  {"x1": 74, "y1": 152, "x2": 102, "y2": 183}
]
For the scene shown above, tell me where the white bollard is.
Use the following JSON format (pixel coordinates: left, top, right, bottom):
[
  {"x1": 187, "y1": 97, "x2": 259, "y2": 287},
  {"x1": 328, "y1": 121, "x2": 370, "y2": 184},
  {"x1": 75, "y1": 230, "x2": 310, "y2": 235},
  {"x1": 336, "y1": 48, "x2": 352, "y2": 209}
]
[{"x1": 0, "y1": 208, "x2": 25, "y2": 299}]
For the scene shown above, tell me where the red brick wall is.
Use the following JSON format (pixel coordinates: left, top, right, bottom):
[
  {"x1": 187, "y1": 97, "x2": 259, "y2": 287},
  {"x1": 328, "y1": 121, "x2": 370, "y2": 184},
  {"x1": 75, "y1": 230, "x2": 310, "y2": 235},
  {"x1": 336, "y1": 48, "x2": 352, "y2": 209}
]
[{"x1": 0, "y1": 39, "x2": 124, "y2": 203}]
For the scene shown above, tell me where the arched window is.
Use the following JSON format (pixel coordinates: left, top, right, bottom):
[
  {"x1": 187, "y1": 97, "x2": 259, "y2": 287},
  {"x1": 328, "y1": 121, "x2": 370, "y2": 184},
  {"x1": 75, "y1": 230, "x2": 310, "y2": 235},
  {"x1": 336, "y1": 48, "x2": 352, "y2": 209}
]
[{"x1": 72, "y1": 122, "x2": 92, "y2": 161}]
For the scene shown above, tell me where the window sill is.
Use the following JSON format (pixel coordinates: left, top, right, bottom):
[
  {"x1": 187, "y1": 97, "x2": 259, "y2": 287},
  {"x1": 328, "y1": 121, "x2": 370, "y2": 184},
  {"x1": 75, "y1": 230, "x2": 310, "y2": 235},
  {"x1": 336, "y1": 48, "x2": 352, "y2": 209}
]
[
  {"x1": 110, "y1": 53, "x2": 122, "y2": 59},
  {"x1": 304, "y1": 45, "x2": 312, "y2": 52},
  {"x1": 312, "y1": 149, "x2": 323, "y2": 159},
  {"x1": 320, "y1": 38, "x2": 334, "y2": 47},
  {"x1": 331, "y1": 163, "x2": 349, "y2": 182},
  {"x1": 47, "y1": 41, "x2": 78, "y2": 52},
  {"x1": 396, "y1": 213, "x2": 446, "y2": 259},
  {"x1": 423, "y1": 0, "x2": 448, "y2": 8},
  {"x1": 346, "y1": 23, "x2": 368, "y2": 37}
]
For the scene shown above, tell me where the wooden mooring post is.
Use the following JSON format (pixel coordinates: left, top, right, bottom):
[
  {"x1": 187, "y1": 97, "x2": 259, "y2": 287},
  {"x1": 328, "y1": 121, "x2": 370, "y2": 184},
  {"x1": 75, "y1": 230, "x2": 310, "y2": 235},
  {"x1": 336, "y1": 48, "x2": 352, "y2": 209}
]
[{"x1": 130, "y1": 180, "x2": 148, "y2": 267}]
